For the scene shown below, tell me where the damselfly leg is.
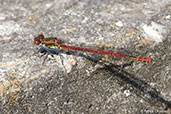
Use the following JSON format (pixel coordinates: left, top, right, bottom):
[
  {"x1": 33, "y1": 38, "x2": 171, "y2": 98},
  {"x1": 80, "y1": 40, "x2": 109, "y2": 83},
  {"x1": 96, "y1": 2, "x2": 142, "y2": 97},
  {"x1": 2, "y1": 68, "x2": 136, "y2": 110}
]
[{"x1": 38, "y1": 45, "x2": 57, "y2": 64}]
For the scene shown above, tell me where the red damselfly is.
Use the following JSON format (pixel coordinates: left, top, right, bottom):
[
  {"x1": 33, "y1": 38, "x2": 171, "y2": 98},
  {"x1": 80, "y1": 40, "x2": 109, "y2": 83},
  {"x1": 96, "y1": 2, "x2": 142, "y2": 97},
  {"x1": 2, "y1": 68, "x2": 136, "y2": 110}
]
[{"x1": 34, "y1": 34, "x2": 152, "y2": 63}]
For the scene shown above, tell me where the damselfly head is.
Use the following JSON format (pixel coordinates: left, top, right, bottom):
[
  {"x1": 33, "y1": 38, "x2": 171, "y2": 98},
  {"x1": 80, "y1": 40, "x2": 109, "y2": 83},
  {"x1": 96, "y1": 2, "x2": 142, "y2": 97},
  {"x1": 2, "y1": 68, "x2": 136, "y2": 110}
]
[
  {"x1": 34, "y1": 34, "x2": 45, "y2": 46},
  {"x1": 34, "y1": 38, "x2": 40, "y2": 46}
]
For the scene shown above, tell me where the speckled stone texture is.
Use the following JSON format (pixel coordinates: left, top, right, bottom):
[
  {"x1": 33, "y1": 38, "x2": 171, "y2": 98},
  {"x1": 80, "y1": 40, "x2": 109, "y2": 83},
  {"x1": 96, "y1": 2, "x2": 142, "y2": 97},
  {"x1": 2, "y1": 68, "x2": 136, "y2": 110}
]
[{"x1": 0, "y1": 0, "x2": 171, "y2": 114}]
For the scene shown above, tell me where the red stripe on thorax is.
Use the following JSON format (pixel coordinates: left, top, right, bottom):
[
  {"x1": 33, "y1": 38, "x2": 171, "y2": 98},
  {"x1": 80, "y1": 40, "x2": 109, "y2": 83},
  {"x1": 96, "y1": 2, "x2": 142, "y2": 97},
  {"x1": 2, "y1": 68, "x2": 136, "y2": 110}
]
[{"x1": 41, "y1": 40, "x2": 55, "y2": 44}]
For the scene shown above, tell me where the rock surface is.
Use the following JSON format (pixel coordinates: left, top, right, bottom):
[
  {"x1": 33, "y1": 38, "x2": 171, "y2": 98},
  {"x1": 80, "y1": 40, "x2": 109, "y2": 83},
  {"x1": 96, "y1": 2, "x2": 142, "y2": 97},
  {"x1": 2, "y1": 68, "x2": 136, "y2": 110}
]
[{"x1": 0, "y1": 0, "x2": 171, "y2": 114}]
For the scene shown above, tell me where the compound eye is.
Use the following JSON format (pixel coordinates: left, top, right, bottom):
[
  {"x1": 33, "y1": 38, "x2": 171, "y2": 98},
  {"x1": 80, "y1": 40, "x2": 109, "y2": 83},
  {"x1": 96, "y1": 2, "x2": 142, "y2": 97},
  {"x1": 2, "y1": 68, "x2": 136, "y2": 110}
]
[
  {"x1": 34, "y1": 39, "x2": 41, "y2": 45},
  {"x1": 38, "y1": 34, "x2": 45, "y2": 40}
]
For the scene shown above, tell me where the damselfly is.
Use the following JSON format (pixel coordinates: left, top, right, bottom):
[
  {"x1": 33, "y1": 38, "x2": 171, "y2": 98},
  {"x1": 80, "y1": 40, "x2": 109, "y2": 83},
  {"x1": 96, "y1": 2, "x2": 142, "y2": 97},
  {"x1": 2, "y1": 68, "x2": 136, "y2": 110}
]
[{"x1": 34, "y1": 34, "x2": 152, "y2": 63}]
